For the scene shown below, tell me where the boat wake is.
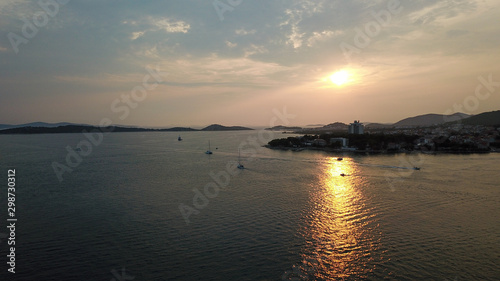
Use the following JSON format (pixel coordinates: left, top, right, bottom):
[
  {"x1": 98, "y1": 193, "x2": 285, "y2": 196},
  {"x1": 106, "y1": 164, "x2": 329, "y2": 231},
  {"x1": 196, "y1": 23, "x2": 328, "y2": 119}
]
[{"x1": 359, "y1": 163, "x2": 420, "y2": 170}]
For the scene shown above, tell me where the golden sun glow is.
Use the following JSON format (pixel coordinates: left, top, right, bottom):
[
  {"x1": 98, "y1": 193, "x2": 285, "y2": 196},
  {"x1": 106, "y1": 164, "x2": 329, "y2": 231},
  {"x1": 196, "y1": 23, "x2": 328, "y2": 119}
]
[
  {"x1": 298, "y1": 157, "x2": 377, "y2": 279},
  {"x1": 330, "y1": 70, "x2": 350, "y2": 86}
]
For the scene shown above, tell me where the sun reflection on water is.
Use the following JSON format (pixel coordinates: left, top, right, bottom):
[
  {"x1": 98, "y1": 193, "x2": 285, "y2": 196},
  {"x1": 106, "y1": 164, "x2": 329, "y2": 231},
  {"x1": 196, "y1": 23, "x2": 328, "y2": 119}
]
[{"x1": 299, "y1": 157, "x2": 380, "y2": 280}]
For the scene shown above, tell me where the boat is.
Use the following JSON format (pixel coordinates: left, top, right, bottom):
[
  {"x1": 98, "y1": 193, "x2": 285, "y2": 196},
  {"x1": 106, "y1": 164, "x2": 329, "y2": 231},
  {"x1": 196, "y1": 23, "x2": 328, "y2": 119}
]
[
  {"x1": 413, "y1": 167, "x2": 420, "y2": 170},
  {"x1": 340, "y1": 173, "x2": 346, "y2": 177},
  {"x1": 205, "y1": 141, "x2": 213, "y2": 154},
  {"x1": 237, "y1": 149, "x2": 244, "y2": 169},
  {"x1": 178, "y1": 135, "x2": 182, "y2": 141},
  {"x1": 337, "y1": 157, "x2": 343, "y2": 161}
]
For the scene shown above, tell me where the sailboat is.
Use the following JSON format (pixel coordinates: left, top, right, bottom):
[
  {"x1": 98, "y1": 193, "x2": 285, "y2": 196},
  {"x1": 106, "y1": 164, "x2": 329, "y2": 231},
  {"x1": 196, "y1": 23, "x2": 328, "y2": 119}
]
[
  {"x1": 205, "y1": 141, "x2": 213, "y2": 154},
  {"x1": 237, "y1": 149, "x2": 244, "y2": 169},
  {"x1": 178, "y1": 135, "x2": 182, "y2": 141}
]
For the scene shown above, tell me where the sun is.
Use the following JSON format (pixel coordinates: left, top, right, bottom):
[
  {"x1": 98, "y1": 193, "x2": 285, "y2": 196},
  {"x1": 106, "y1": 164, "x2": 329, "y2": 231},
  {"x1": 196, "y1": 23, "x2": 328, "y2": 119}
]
[{"x1": 329, "y1": 70, "x2": 350, "y2": 86}]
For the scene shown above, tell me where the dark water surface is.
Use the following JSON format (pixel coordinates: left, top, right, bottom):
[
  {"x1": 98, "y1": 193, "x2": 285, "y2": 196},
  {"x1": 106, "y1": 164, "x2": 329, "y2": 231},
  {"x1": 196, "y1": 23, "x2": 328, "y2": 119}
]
[{"x1": 0, "y1": 131, "x2": 499, "y2": 280}]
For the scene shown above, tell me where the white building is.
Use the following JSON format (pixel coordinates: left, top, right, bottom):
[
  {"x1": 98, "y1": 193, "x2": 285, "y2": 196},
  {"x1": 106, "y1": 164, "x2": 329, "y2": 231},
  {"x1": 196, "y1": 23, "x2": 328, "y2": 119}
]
[
  {"x1": 330, "y1": 137, "x2": 348, "y2": 147},
  {"x1": 349, "y1": 120, "x2": 364, "y2": 134}
]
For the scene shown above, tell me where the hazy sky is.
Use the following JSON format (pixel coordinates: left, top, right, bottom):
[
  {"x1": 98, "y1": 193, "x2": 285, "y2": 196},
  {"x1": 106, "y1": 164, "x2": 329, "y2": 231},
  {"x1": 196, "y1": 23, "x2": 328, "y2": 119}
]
[{"x1": 1, "y1": 0, "x2": 499, "y2": 127}]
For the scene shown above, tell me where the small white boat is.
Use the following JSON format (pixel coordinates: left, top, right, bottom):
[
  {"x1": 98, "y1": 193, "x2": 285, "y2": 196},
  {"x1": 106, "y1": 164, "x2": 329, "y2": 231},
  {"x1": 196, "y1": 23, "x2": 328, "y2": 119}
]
[{"x1": 205, "y1": 141, "x2": 213, "y2": 154}]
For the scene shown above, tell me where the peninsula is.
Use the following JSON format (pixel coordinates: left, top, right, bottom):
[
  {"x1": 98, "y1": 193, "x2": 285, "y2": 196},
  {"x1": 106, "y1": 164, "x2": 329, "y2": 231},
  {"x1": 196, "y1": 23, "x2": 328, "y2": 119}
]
[{"x1": 266, "y1": 111, "x2": 500, "y2": 154}]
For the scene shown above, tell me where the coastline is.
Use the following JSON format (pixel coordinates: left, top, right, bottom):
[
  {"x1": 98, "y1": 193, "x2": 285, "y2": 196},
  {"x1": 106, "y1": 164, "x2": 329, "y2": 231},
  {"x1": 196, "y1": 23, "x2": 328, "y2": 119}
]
[{"x1": 263, "y1": 145, "x2": 495, "y2": 155}]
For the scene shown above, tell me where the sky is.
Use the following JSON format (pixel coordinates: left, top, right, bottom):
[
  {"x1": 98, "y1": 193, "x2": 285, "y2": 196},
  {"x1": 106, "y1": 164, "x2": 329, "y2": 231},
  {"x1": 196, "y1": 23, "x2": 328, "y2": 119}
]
[{"x1": 1, "y1": 0, "x2": 499, "y2": 127}]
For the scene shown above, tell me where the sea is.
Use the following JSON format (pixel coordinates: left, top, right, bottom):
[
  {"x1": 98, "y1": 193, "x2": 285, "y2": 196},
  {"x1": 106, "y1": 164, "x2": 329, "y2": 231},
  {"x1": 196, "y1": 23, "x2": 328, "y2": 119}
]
[{"x1": 0, "y1": 131, "x2": 499, "y2": 280}]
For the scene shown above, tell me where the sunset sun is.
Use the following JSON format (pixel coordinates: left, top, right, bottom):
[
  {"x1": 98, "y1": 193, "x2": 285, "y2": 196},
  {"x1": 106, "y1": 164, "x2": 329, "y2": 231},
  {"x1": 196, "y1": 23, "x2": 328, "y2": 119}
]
[{"x1": 330, "y1": 70, "x2": 350, "y2": 86}]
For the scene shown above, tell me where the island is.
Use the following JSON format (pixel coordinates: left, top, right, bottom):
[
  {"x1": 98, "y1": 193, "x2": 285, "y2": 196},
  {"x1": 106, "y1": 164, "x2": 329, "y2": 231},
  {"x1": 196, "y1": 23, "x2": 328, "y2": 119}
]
[{"x1": 201, "y1": 124, "x2": 253, "y2": 131}]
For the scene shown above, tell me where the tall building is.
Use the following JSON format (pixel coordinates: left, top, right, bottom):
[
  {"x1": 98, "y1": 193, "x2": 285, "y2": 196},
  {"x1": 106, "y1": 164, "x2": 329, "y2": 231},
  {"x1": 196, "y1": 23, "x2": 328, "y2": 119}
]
[{"x1": 348, "y1": 120, "x2": 364, "y2": 134}]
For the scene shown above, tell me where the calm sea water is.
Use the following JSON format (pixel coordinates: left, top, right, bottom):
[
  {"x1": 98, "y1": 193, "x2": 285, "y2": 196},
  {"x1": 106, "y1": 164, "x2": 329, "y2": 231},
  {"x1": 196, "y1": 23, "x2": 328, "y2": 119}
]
[{"x1": 0, "y1": 131, "x2": 499, "y2": 280}]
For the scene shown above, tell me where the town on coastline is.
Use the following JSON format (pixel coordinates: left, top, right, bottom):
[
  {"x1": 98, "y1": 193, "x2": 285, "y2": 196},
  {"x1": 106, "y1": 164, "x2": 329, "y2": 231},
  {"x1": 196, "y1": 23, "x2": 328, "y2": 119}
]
[
  {"x1": 2, "y1": 111, "x2": 499, "y2": 154},
  {"x1": 266, "y1": 120, "x2": 500, "y2": 154}
]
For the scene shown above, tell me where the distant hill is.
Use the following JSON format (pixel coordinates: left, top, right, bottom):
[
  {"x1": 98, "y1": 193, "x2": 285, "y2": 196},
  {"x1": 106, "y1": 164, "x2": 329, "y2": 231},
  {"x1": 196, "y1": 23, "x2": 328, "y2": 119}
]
[
  {"x1": 161, "y1": 127, "x2": 198, "y2": 131},
  {"x1": 321, "y1": 122, "x2": 348, "y2": 130},
  {"x1": 201, "y1": 124, "x2": 253, "y2": 131},
  {"x1": 0, "y1": 125, "x2": 162, "y2": 134},
  {"x1": 0, "y1": 122, "x2": 82, "y2": 130},
  {"x1": 364, "y1": 123, "x2": 393, "y2": 129},
  {"x1": 296, "y1": 122, "x2": 348, "y2": 133},
  {"x1": 458, "y1": 110, "x2": 500, "y2": 126},
  {"x1": 393, "y1": 112, "x2": 470, "y2": 127},
  {"x1": 0, "y1": 123, "x2": 255, "y2": 134},
  {"x1": 266, "y1": 125, "x2": 303, "y2": 131}
]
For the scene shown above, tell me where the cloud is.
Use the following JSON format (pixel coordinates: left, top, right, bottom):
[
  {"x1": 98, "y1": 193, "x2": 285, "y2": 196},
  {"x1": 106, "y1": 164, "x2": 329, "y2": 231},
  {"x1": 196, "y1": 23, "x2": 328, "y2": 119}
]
[
  {"x1": 287, "y1": 25, "x2": 305, "y2": 48},
  {"x1": 280, "y1": 8, "x2": 305, "y2": 49},
  {"x1": 160, "y1": 54, "x2": 292, "y2": 86},
  {"x1": 131, "y1": 31, "x2": 145, "y2": 40},
  {"x1": 0, "y1": 0, "x2": 35, "y2": 18},
  {"x1": 243, "y1": 44, "x2": 268, "y2": 58},
  {"x1": 153, "y1": 18, "x2": 190, "y2": 33},
  {"x1": 127, "y1": 16, "x2": 190, "y2": 41},
  {"x1": 408, "y1": 0, "x2": 477, "y2": 26},
  {"x1": 235, "y1": 28, "x2": 256, "y2": 35},
  {"x1": 1, "y1": 0, "x2": 500, "y2": 126},
  {"x1": 307, "y1": 30, "x2": 344, "y2": 47},
  {"x1": 225, "y1": 41, "x2": 237, "y2": 48}
]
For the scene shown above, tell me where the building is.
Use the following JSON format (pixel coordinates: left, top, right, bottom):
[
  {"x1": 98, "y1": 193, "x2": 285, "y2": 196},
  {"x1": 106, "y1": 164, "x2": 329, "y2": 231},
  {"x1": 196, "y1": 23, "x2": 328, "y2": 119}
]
[
  {"x1": 330, "y1": 137, "x2": 348, "y2": 147},
  {"x1": 348, "y1": 120, "x2": 364, "y2": 134},
  {"x1": 312, "y1": 138, "x2": 327, "y2": 147}
]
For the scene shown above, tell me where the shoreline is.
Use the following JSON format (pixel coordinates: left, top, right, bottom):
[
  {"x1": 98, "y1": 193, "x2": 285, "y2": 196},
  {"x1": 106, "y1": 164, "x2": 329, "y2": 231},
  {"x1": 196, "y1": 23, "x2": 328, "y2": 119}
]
[{"x1": 263, "y1": 145, "x2": 495, "y2": 155}]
